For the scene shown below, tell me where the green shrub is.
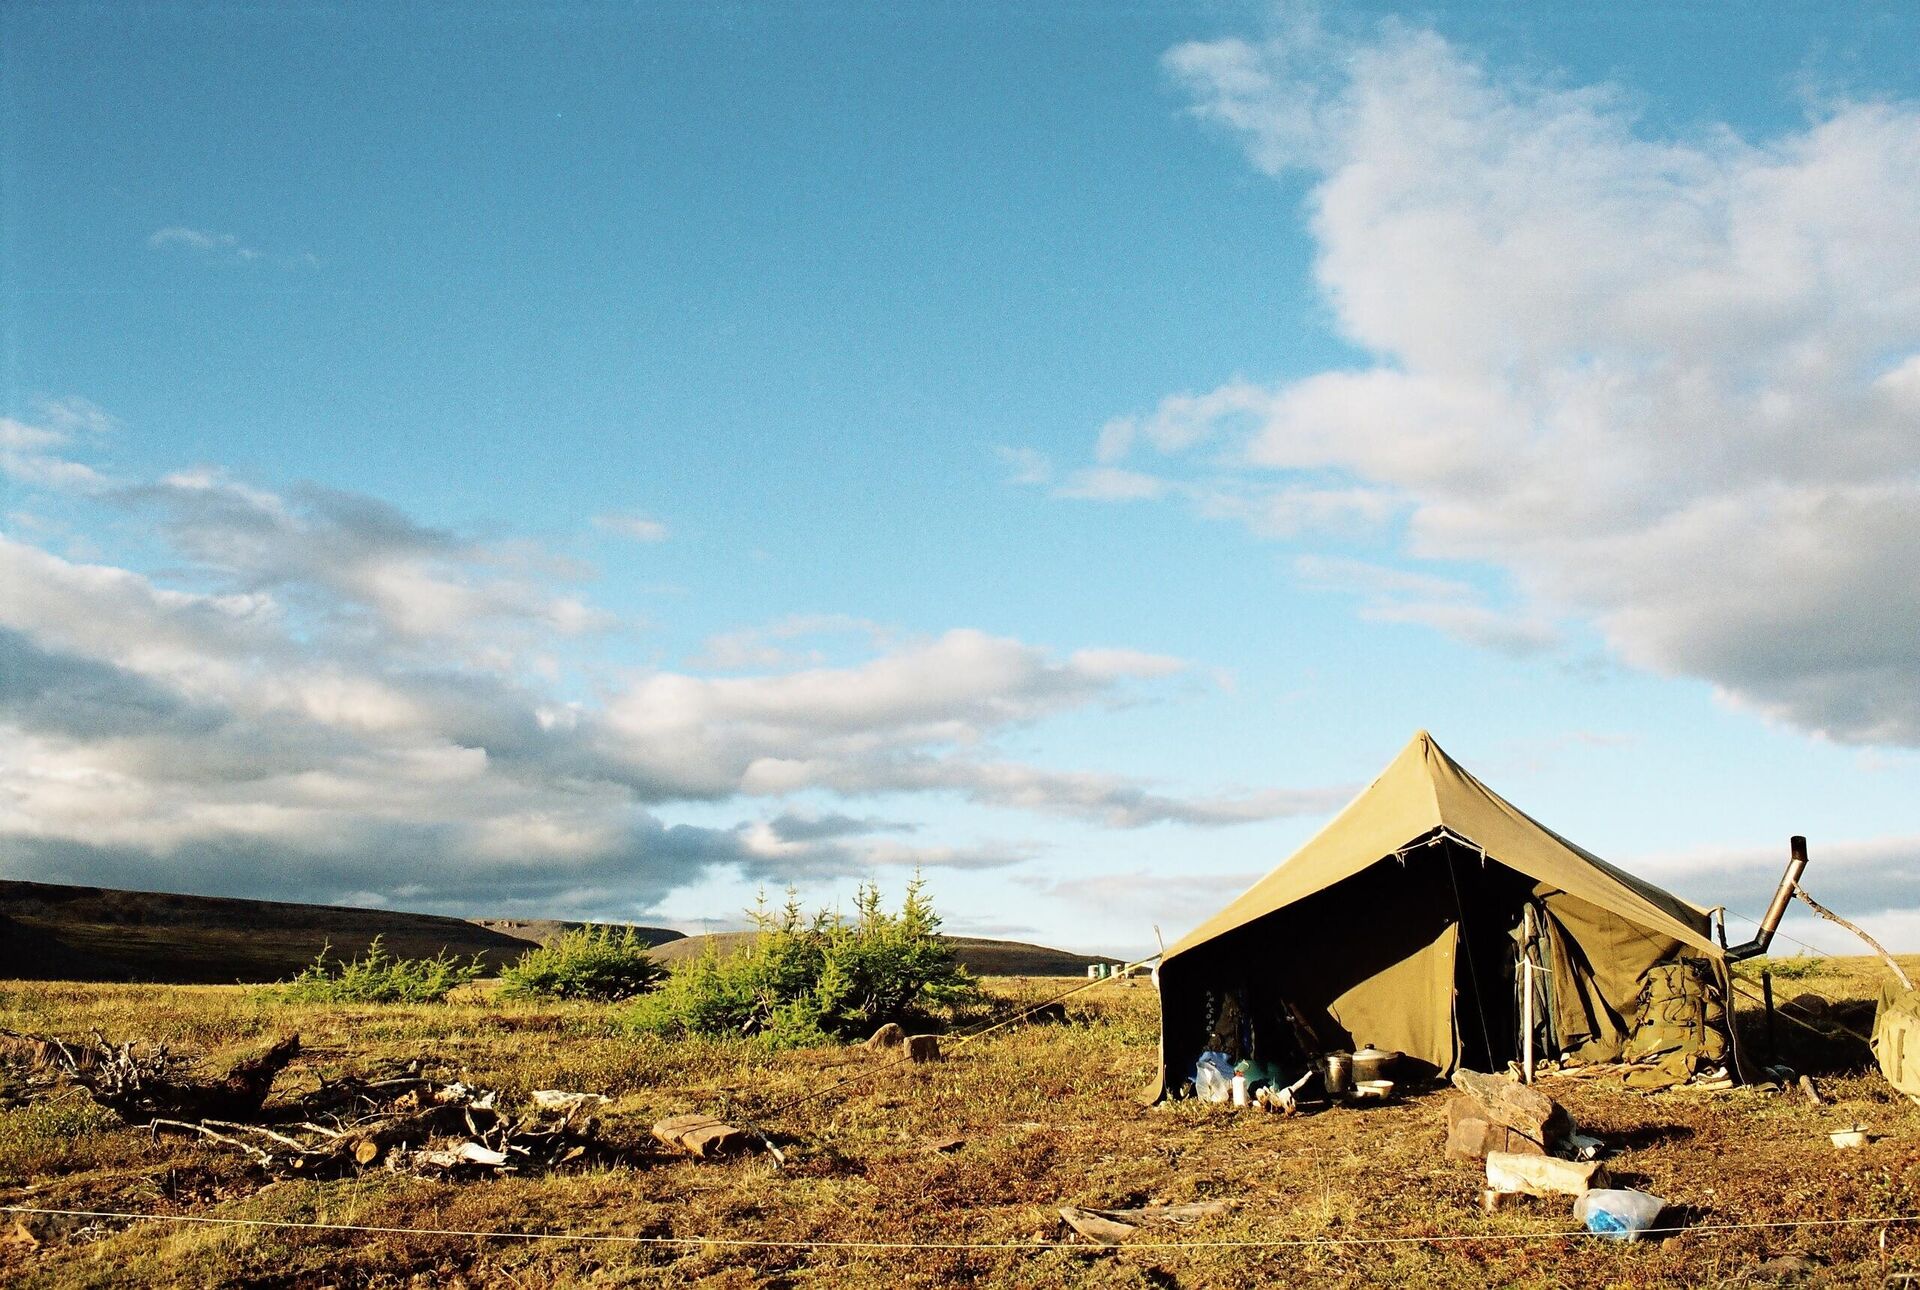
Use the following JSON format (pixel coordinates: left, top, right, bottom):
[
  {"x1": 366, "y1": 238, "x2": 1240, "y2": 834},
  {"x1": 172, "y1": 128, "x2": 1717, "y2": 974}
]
[
  {"x1": 627, "y1": 878, "x2": 981, "y2": 1046},
  {"x1": 278, "y1": 937, "x2": 483, "y2": 1004},
  {"x1": 498, "y1": 926, "x2": 662, "y2": 1001},
  {"x1": 1752, "y1": 953, "x2": 1827, "y2": 980}
]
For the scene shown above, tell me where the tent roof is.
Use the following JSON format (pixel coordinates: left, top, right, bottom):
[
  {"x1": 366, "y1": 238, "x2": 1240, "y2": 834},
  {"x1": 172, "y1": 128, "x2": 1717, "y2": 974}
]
[{"x1": 1163, "y1": 731, "x2": 1718, "y2": 964}]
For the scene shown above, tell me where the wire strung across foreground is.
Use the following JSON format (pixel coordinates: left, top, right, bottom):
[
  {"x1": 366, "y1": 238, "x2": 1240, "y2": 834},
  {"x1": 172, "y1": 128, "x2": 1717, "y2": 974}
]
[{"x1": 4, "y1": 1203, "x2": 1920, "y2": 1252}]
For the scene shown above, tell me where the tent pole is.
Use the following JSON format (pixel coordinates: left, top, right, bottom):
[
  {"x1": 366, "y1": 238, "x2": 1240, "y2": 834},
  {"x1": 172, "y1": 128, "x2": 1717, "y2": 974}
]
[{"x1": 1521, "y1": 905, "x2": 1536, "y2": 1085}]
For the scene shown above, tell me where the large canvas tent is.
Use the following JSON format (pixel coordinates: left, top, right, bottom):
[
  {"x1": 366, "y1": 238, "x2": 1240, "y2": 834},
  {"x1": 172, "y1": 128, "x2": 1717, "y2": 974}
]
[{"x1": 1150, "y1": 731, "x2": 1733, "y2": 1099}]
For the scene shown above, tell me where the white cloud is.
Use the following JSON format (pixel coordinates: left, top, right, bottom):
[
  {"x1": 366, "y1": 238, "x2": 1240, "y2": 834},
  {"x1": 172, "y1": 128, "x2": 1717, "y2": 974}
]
[
  {"x1": 1054, "y1": 466, "x2": 1172, "y2": 501},
  {"x1": 689, "y1": 613, "x2": 890, "y2": 672},
  {"x1": 593, "y1": 513, "x2": 670, "y2": 543},
  {"x1": 1294, "y1": 555, "x2": 1562, "y2": 657},
  {"x1": 0, "y1": 412, "x2": 108, "y2": 493},
  {"x1": 1043, "y1": 12, "x2": 1920, "y2": 742},
  {"x1": 148, "y1": 226, "x2": 262, "y2": 262},
  {"x1": 994, "y1": 445, "x2": 1054, "y2": 486},
  {"x1": 0, "y1": 446, "x2": 1340, "y2": 914}
]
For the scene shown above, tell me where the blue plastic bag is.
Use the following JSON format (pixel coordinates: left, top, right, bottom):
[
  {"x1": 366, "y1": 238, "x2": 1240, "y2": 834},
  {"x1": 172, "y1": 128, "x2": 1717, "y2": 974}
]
[{"x1": 1574, "y1": 1189, "x2": 1667, "y2": 1241}]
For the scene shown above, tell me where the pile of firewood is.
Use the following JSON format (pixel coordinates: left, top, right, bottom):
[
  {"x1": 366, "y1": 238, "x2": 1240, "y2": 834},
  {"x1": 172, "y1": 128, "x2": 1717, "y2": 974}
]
[
  {"x1": 150, "y1": 1074, "x2": 623, "y2": 1178},
  {"x1": 1, "y1": 1026, "x2": 628, "y2": 1179}
]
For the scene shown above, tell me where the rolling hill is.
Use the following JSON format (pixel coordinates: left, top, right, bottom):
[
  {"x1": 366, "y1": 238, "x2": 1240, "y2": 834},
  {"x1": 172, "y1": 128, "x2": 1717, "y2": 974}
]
[
  {"x1": 648, "y1": 930, "x2": 1116, "y2": 977},
  {"x1": 0, "y1": 879, "x2": 684, "y2": 984},
  {"x1": 0, "y1": 880, "x2": 1115, "y2": 983}
]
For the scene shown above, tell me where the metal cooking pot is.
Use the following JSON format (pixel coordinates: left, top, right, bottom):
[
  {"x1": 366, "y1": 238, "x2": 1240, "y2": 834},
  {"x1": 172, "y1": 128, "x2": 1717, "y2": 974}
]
[
  {"x1": 1320, "y1": 1051, "x2": 1353, "y2": 1097},
  {"x1": 1351, "y1": 1045, "x2": 1401, "y2": 1084}
]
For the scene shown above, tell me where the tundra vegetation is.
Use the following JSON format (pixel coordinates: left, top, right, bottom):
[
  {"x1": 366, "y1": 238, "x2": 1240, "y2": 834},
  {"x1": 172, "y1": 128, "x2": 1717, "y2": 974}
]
[
  {"x1": 2, "y1": 946, "x2": 1917, "y2": 1287},
  {"x1": 628, "y1": 881, "x2": 983, "y2": 1046},
  {"x1": 277, "y1": 938, "x2": 486, "y2": 1006},
  {"x1": 498, "y1": 926, "x2": 663, "y2": 1003}
]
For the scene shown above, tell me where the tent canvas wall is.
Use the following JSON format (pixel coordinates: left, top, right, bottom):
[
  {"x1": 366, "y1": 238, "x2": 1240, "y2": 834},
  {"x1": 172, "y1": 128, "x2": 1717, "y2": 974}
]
[{"x1": 1149, "y1": 732, "x2": 1733, "y2": 1099}]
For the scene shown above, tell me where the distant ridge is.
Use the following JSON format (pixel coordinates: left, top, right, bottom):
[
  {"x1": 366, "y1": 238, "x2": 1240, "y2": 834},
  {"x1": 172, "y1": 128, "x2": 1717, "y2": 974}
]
[
  {"x1": 0, "y1": 879, "x2": 683, "y2": 985},
  {"x1": 0, "y1": 880, "x2": 1115, "y2": 984},
  {"x1": 651, "y1": 930, "x2": 1117, "y2": 978}
]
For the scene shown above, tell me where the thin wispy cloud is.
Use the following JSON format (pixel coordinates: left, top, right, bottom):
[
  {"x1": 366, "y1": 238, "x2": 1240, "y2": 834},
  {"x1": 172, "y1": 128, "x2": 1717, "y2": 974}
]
[
  {"x1": 593, "y1": 513, "x2": 670, "y2": 543},
  {"x1": 147, "y1": 226, "x2": 317, "y2": 268},
  {"x1": 148, "y1": 226, "x2": 263, "y2": 262}
]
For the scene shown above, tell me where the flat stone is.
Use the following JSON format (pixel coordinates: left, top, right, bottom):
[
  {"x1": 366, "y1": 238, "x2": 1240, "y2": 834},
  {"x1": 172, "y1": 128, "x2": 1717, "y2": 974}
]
[
  {"x1": 1485, "y1": 1150, "x2": 1605, "y2": 1197},
  {"x1": 651, "y1": 1113, "x2": 755, "y2": 1159},
  {"x1": 866, "y1": 1022, "x2": 906, "y2": 1050}
]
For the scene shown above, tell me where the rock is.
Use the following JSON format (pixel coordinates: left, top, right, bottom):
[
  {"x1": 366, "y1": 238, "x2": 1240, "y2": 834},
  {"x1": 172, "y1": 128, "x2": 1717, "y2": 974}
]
[
  {"x1": 866, "y1": 1022, "x2": 906, "y2": 1050},
  {"x1": 1485, "y1": 1150, "x2": 1606, "y2": 1197},
  {"x1": 904, "y1": 1034, "x2": 941, "y2": 1063},
  {"x1": 1447, "y1": 1114, "x2": 1546, "y2": 1161},
  {"x1": 651, "y1": 1113, "x2": 757, "y2": 1159},
  {"x1": 1780, "y1": 993, "x2": 1831, "y2": 1024},
  {"x1": 1450, "y1": 1070, "x2": 1573, "y2": 1147},
  {"x1": 1444, "y1": 1094, "x2": 1549, "y2": 1159}
]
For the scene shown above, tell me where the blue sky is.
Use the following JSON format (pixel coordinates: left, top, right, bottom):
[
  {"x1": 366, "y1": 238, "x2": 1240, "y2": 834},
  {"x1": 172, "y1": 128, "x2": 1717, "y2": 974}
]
[{"x1": 4, "y1": 2, "x2": 1918, "y2": 955}]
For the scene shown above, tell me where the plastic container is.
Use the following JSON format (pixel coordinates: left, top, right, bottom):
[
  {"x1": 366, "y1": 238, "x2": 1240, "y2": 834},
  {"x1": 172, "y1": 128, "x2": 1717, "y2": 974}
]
[
  {"x1": 1194, "y1": 1051, "x2": 1235, "y2": 1104},
  {"x1": 1574, "y1": 1189, "x2": 1667, "y2": 1241},
  {"x1": 1230, "y1": 1073, "x2": 1249, "y2": 1107}
]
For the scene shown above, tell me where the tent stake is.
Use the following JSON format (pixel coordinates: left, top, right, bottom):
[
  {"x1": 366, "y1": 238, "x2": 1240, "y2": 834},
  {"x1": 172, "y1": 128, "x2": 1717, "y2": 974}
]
[
  {"x1": 1521, "y1": 905, "x2": 1536, "y2": 1085},
  {"x1": 1761, "y1": 969, "x2": 1777, "y2": 1062}
]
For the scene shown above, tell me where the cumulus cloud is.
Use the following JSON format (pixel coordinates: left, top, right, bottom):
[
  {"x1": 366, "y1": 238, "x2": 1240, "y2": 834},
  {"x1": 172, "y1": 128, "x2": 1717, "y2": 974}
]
[
  {"x1": 117, "y1": 469, "x2": 612, "y2": 649},
  {"x1": 1037, "y1": 10, "x2": 1920, "y2": 744},
  {"x1": 0, "y1": 431, "x2": 1333, "y2": 915},
  {"x1": 1631, "y1": 833, "x2": 1920, "y2": 925}
]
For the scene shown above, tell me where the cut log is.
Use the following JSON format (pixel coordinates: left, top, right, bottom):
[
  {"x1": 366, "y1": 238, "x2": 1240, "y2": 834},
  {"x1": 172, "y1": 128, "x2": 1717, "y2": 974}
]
[
  {"x1": 865, "y1": 1023, "x2": 906, "y2": 1050},
  {"x1": 1059, "y1": 1207, "x2": 1137, "y2": 1245},
  {"x1": 1450, "y1": 1070, "x2": 1572, "y2": 1147},
  {"x1": 1059, "y1": 1201, "x2": 1228, "y2": 1245},
  {"x1": 904, "y1": 1034, "x2": 941, "y2": 1063},
  {"x1": 651, "y1": 1113, "x2": 756, "y2": 1159},
  {"x1": 1485, "y1": 1150, "x2": 1606, "y2": 1197}
]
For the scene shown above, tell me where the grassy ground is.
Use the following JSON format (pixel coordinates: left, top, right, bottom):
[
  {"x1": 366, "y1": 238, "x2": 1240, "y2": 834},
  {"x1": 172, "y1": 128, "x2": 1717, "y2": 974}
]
[{"x1": 3, "y1": 960, "x2": 1918, "y2": 1287}]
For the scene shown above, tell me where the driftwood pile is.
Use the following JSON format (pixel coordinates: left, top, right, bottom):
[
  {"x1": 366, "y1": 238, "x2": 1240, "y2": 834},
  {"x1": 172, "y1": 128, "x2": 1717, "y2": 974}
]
[
  {"x1": 0, "y1": 1026, "x2": 628, "y2": 1180},
  {"x1": 152, "y1": 1072, "x2": 626, "y2": 1178}
]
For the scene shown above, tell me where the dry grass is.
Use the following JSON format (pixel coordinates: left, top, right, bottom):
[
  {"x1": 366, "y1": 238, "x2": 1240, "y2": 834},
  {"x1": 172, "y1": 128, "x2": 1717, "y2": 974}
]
[{"x1": 3, "y1": 962, "x2": 1919, "y2": 1287}]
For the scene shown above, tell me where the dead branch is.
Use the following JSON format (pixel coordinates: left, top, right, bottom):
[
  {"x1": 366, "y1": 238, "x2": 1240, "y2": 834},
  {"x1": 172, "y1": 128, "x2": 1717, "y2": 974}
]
[{"x1": 1794, "y1": 885, "x2": 1913, "y2": 990}]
